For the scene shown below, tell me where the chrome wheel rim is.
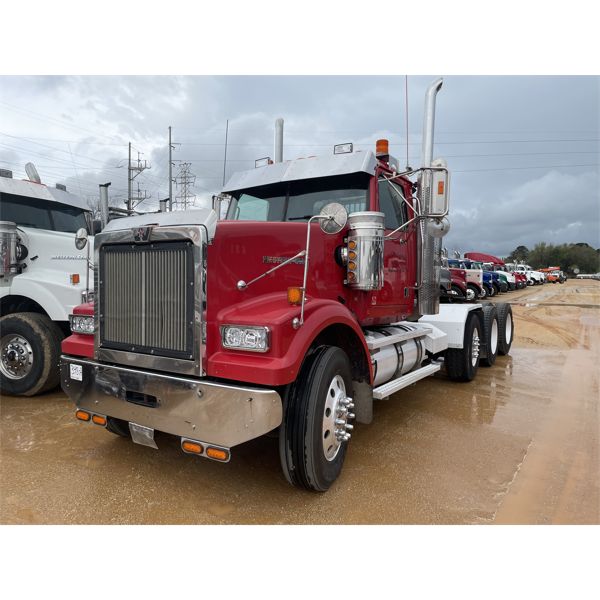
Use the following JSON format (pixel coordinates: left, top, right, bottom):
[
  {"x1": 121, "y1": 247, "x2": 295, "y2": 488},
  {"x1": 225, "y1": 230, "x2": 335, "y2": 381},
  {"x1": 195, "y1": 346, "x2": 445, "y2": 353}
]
[
  {"x1": 1, "y1": 334, "x2": 34, "y2": 380},
  {"x1": 471, "y1": 329, "x2": 481, "y2": 367},
  {"x1": 490, "y1": 319, "x2": 498, "y2": 354},
  {"x1": 322, "y1": 375, "x2": 354, "y2": 461},
  {"x1": 505, "y1": 312, "x2": 513, "y2": 343},
  {"x1": 466, "y1": 288, "x2": 475, "y2": 301}
]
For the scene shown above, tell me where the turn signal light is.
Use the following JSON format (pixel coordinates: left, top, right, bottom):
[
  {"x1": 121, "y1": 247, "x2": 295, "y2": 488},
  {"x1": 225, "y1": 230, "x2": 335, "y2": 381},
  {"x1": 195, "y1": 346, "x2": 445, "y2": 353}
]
[
  {"x1": 182, "y1": 440, "x2": 204, "y2": 454},
  {"x1": 206, "y1": 447, "x2": 230, "y2": 462},
  {"x1": 287, "y1": 287, "x2": 303, "y2": 305},
  {"x1": 91, "y1": 414, "x2": 107, "y2": 426},
  {"x1": 75, "y1": 410, "x2": 91, "y2": 422}
]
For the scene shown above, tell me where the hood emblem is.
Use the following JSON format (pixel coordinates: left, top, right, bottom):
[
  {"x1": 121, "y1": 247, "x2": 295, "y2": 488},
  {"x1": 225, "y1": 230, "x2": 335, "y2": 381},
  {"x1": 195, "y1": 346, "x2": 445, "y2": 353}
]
[{"x1": 132, "y1": 226, "x2": 153, "y2": 243}]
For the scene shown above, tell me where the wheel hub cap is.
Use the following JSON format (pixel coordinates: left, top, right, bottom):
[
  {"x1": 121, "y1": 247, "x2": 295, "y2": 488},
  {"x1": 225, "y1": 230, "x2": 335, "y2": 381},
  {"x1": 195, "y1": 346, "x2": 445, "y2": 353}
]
[
  {"x1": 322, "y1": 375, "x2": 355, "y2": 461},
  {"x1": 1, "y1": 335, "x2": 34, "y2": 380}
]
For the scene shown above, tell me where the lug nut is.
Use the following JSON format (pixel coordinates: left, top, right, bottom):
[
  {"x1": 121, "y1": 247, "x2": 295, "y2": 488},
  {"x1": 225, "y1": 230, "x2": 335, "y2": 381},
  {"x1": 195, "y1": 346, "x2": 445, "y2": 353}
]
[
  {"x1": 334, "y1": 418, "x2": 346, "y2": 426},
  {"x1": 345, "y1": 424, "x2": 354, "y2": 431}
]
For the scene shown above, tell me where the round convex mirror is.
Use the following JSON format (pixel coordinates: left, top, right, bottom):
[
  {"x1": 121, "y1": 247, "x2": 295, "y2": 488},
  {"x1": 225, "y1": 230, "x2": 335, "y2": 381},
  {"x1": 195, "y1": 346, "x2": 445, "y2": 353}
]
[
  {"x1": 319, "y1": 202, "x2": 348, "y2": 234},
  {"x1": 75, "y1": 227, "x2": 88, "y2": 250}
]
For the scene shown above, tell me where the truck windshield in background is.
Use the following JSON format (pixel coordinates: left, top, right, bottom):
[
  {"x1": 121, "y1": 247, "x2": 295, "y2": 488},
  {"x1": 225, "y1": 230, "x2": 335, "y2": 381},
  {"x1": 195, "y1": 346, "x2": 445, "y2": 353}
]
[
  {"x1": 226, "y1": 173, "x2": 370, "y2": 222},
  {"x1": 0, "y1": 193, "x2": 89, "y2": 234}
]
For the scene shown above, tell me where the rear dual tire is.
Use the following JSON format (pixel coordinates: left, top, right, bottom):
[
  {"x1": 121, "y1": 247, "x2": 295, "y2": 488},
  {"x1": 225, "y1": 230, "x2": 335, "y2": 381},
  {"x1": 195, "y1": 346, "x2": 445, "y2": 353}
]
[
  {"x1": 496, "y1": 303, "x2": 514, "y2": 355},
  {"x1": 445, "y1": 312, "x2": 482, "y2": 382},
  {"x1": 480, "y1": 304, "x2": 499, "y2": 367}
]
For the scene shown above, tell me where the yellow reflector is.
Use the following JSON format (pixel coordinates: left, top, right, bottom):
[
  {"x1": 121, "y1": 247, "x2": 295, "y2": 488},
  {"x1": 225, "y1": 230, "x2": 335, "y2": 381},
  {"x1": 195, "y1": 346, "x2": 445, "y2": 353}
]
[
  {"x1": 376, "y1": 139, "x2": 389, "y2": 156},
  {"x1": 437, "y1": 181, "x2": 445, "y2": 195},
  {"x1": 348, "y1": 250, "x2": 357, "y2": 260},
  {"x1": 206, "y1": 447, "x2": 229, "y2": 461},
  {"x1": 91, "y1": 414, "x2": 107, "y2": 426},
  {"x1": 70, "y1": 273, "x2": 80, "y2": 285},
  {"x1": 348, "y1": 261, "x2": 357, "y2": 271},
  {"x1": 287, "y1": 287, "x2": 303, "y2": 305},
  {"x1": 75, "y1": 410, "x2": 90, "y2": 422},
  {"x1": 182, "y1": 440, "x2": 204, "y2": 454},
  {"x1": 348, "y1": 240, "x2": 357, "y2": 250}
]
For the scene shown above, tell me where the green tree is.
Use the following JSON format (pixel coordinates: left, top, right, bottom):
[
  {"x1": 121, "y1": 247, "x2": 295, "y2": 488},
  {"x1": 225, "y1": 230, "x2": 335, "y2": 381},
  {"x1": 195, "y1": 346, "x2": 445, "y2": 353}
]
[{"x1": 507, "y1": 245, "x2": 529, "y2": 263}]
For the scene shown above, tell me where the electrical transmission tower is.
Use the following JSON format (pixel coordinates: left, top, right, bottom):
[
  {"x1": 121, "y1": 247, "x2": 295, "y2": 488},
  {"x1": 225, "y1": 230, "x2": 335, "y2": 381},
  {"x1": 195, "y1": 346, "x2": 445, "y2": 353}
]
[
  {"x1": 174, "y1": 162, "x2": 196, "y2": 210},
  {"x1": 127, "y1": 142, "x2": 151, "y2": 212}
]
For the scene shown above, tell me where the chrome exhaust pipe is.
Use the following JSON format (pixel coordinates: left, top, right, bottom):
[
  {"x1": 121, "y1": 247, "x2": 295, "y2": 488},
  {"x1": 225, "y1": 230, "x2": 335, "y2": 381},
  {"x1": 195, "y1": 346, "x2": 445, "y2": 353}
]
[
  {"x1": 421, "y1": 78, "x2": 443, "y2": 169},
  {"x1": 99, "y1": 182, "x2": 111, "y2": 228},
  {"x1": 274, "y1": 118, "x2": 284, "y2": 163}
]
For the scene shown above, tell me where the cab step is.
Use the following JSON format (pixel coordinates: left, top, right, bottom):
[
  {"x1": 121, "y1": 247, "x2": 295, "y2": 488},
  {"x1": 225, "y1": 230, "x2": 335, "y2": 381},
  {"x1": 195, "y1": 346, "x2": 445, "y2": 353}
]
[{"x1": 372, "y1": 363, "x2": 441, "y2": 400}]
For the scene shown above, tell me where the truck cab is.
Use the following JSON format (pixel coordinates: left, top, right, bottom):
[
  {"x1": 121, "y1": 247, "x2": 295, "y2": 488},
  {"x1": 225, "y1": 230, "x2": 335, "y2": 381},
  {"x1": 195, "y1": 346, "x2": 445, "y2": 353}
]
[
  {"x1": 447, "y1": 258, "x2": 483, "y2": 301},
  {"x1": 0, "y1": 168, "x2": 94, "y2": 395}
]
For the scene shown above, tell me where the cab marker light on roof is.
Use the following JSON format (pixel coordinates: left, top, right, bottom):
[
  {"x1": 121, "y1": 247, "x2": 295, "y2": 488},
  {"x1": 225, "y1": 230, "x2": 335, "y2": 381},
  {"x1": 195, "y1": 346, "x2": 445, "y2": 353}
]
[{"x1": 334, "y1": 143, "x2": 353, "y2": 155}]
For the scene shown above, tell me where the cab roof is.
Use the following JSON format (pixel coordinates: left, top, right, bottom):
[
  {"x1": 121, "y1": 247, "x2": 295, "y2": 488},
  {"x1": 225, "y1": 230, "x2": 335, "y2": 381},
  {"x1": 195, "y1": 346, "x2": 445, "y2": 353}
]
[
  {"x1": 222, "y1": 150, "x2": 378, "y2": 194},
  {"x1": 0, "y1": 177, "x2": 89, "y2": 211}
]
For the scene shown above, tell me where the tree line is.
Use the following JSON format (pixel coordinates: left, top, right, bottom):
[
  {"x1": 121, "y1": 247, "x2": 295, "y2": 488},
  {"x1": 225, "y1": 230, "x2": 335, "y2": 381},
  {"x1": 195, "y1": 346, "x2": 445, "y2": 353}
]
[{"x1": 506, "y1": 242, "x2": 600, "y2": 275}]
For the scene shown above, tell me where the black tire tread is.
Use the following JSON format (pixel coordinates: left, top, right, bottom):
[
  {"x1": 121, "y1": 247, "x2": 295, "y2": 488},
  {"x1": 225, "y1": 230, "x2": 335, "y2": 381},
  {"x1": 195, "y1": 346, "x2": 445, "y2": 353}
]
[
  {"x1": 480, "y1": 304, "x2": 498, "y2": 367},
  {"x1": 496, "y1": 303, "x2": 514, "y2": 356}
]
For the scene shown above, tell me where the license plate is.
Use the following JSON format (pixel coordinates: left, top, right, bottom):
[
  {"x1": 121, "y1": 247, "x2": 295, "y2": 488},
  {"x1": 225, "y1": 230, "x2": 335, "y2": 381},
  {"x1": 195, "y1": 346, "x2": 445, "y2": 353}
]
[
  {"x1": 129, "y1": 422, "x2": 158, "y2": 449},
  {"x1": 70, "y1": 363, "x2": 83, "y2": 381}
]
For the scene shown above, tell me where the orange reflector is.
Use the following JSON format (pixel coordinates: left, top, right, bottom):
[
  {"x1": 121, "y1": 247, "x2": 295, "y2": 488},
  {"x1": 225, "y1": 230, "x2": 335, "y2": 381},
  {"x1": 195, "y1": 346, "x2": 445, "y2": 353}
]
[
  {"x1": 348, "y1": 240, "x2": 357, "y2": 250},
  {"x1": 348, "y1": 261, "x2": 357, "y2": 271},
  {"x1": 287, "y1": 287, "x2": 303, "y2": 305},
  {"x1": 437, "y1": 181, "x2": 445, "y2": 195},
  {"x1": 348, "y1": 250, "x2": 357, "y2": 260},
  {"x1": 182, "y1": 440, "x2": 204, "y2": 454},
  {"x1": 70, "y1": 273, "x2": 80, "y2": 285},
  {"x1": 206, "y1": 447, "x2": 229, "y2": 462},
  {"x1": 92, "y1": 414, "x2": 107, "y2": 426},
  {"x1": 376, "y1": 139, "x2": 389, "y2": 156},
  {"x1": 75, "y1": 410, "x2": 90, "y2": 422}
]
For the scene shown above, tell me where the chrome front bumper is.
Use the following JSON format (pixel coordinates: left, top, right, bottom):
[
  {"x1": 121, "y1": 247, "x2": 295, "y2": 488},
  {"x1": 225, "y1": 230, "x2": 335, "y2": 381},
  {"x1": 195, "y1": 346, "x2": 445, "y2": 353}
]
[{"x1": 60, "y1": 357, "x2": 283, "y2": 448}]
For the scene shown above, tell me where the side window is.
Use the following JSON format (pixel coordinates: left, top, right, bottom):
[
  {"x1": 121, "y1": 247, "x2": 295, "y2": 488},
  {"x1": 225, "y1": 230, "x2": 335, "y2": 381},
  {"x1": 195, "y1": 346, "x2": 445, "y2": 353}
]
[{"x1": 378, "y1": 179, "x2": 408, "y2": 230}]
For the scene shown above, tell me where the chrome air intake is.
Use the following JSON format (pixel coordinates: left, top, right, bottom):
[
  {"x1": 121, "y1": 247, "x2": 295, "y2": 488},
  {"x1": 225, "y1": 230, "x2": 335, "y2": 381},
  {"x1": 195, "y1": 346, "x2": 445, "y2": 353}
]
[
  {"x1": 346, "y1": 211, "x2": 385, "y2": 290},
  {"x1": 364, "y1": 326, "x2": 425, "y2": 386}
]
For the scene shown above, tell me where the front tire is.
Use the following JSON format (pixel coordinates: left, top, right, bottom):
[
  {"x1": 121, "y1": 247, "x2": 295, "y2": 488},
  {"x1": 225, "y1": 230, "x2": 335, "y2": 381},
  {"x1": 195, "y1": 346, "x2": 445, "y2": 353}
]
[
  {"x1": 0, "y1": 312, "x2": 64, "y2": 396},
  {"x1": 279, "y1": 346, "x2": 354, "y2": 492},
  {"x1": 466, "y1": 283, "x2": 479, "y2": 303},
  {"x1": 451, "y1": 284, "x2": 465, "y2": 302}
]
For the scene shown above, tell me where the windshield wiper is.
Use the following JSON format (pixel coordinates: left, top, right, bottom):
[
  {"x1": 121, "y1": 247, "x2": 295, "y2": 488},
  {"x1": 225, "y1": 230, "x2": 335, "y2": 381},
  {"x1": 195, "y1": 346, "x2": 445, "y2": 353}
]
[{"x1": 287, "y1": 215, "x2": 313, "y2": 221}]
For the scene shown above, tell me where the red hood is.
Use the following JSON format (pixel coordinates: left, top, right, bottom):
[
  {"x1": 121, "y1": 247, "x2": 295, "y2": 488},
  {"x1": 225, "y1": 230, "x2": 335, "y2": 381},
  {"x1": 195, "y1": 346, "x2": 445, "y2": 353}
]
[{"x1": 464, "y1": 252, "x2": 505, "y2": 266}]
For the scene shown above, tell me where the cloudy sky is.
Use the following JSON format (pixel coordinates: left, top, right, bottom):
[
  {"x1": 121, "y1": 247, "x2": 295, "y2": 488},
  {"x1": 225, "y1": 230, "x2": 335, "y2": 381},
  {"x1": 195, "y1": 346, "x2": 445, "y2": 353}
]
[{"x1": 1, "y1": 75, "x2": 598, "y2": 257}]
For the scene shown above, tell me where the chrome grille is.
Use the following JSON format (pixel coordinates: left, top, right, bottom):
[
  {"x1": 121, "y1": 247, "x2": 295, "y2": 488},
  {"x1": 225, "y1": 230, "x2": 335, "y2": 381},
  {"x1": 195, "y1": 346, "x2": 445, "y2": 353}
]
[{"x1": 99, "y1": 241, "x2": 194, "y2": 359}]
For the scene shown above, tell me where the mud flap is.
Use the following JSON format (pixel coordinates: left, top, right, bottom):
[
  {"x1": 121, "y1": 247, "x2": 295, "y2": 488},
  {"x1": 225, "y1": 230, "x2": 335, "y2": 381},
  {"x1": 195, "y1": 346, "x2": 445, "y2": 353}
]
[{"x1": 129, "y1": 422, "x2": 158, "y2": 449}]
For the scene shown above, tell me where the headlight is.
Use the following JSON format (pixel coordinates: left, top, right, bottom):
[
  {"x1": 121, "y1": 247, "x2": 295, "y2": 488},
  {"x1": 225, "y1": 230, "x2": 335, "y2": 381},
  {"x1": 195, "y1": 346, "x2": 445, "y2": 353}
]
[
  {"x1": 221, "y1": 325, "x2": 269, "y2": 352},
  {"x1": 69, "y1": 314, "x2": 95, "y2": 335}
]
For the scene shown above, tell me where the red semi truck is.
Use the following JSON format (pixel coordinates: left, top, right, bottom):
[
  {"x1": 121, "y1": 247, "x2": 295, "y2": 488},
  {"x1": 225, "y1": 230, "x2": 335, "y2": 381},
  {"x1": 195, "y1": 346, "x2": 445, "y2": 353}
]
[{"x1": 60, "y1": 79, "x2": 514, "y2": 491}]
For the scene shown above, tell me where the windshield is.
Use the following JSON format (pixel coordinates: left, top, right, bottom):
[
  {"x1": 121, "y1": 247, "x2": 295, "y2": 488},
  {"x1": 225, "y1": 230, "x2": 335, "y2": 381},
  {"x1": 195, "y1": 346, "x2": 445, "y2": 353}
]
[
  {"x1": 0, "y1": 193, "x2": 89, "y2": 233},
  {"x1": 226, "y1": 173, "x2": 370, "y2": 222}
]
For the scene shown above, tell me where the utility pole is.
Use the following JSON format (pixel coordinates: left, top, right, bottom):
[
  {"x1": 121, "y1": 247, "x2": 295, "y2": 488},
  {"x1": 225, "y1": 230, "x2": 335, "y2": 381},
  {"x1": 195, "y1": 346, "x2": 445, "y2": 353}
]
[
  {"x1": 127, "y1": 145, "x2": 151, "y2": 212},
  {"x1": 168, "y1": 126, "x2": 174, "y2": 211},
  {"x1": 174, "y1": 162, "x2": 196, "y2": 210},
  {"x1": 222, "y1": 119, "x2": 229, "y2": 186}
]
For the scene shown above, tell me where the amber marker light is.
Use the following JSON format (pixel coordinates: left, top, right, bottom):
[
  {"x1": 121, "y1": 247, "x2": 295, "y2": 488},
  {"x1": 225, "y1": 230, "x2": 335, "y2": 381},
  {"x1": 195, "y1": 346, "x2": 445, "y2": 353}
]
[
  {"x1": 70, "y1": 273, "x2": 80, "y2": 285},
  {"x1": 376, "y1": 138, "x2": 389, "y2": 157},
  {"x1": 348, "y1": 261, "x2": 357, "y2": 271},
  {"x1": 348, "y1": 251, "x2": 357, "y2": 260},
  {"x1": 287, "y1": 287, "x2": 303, "y2": 305},
  {"x1": 348, "y1": 240, "x2": 357, "y2": 250},
  {"x1": 206, "y1": 447, "x2": 230, "y2": 462},
  {"x1": 182, "y1": 440, "x2": 204, "y2": 455},
  {"x1": 91, "y1": 414, "x2": 107, "y2": 426},
  {"x1": 75, "y1": 410, "x2": 91, "y2": 422},
  {"x1": 437, "y1": 181, "x2": 445, "y2": 195}
]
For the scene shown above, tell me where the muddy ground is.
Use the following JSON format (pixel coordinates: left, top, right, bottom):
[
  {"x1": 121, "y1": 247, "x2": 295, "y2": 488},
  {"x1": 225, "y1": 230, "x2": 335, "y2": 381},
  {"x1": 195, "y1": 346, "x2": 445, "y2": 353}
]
[{"x1": 1, "y1": 280, "x2": 598, "y2": 524}]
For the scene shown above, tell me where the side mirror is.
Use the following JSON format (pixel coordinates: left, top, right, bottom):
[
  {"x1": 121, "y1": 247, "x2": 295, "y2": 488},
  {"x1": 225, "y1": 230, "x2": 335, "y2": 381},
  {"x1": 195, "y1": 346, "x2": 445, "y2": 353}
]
[
  {"x1": 92, "y1": 219, "x2": 102, "y2": 235},
  {"x1": 319, "y1": 202, "x2": 348, "y2": 234},
  {"x1": 75, "y1": 227, "x2": 88, "y2": 250}
]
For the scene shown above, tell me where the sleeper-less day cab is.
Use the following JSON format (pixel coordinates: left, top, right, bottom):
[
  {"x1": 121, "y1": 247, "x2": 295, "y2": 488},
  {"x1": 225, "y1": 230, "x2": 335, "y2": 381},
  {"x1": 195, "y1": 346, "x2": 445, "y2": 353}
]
[{"x1": 60, "y1": 79, "x2": 514, "y2": 491}]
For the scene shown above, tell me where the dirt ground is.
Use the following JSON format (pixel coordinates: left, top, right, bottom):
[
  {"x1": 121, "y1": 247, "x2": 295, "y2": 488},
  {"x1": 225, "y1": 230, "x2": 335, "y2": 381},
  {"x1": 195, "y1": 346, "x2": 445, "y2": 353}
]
[{"x1": 1, "y1": 280, "x2": 598, "y2": 524}]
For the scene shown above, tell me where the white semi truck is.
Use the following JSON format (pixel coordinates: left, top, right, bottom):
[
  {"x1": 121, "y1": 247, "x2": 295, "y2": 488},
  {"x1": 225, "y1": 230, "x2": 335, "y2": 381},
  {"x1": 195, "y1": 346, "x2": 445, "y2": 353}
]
[{"x1": 0, "y1": 166, "x2": 95, "y2": 396}]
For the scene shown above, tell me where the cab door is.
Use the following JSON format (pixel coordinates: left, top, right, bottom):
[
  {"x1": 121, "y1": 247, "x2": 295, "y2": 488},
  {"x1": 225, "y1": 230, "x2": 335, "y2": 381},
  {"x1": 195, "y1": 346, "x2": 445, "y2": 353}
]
[{"x1": 373, "y1": 176, "x2": 414, "y2": 321}]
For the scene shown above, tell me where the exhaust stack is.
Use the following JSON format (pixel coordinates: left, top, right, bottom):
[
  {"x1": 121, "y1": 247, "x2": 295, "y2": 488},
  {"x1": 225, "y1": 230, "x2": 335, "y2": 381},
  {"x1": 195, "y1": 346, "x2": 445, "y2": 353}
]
[
  {"x1": 274, "y1": 118, "x2": 284, "y2": 163},
  {"x1": 25, "y1": 162, "x2": 41, "y2": 184},
  {"x1": 417, "y1": 78, "x2": 445, "y2": 317},
  {"x1": 99, "y1": 182, "x2": 111, "y2": 229}
]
